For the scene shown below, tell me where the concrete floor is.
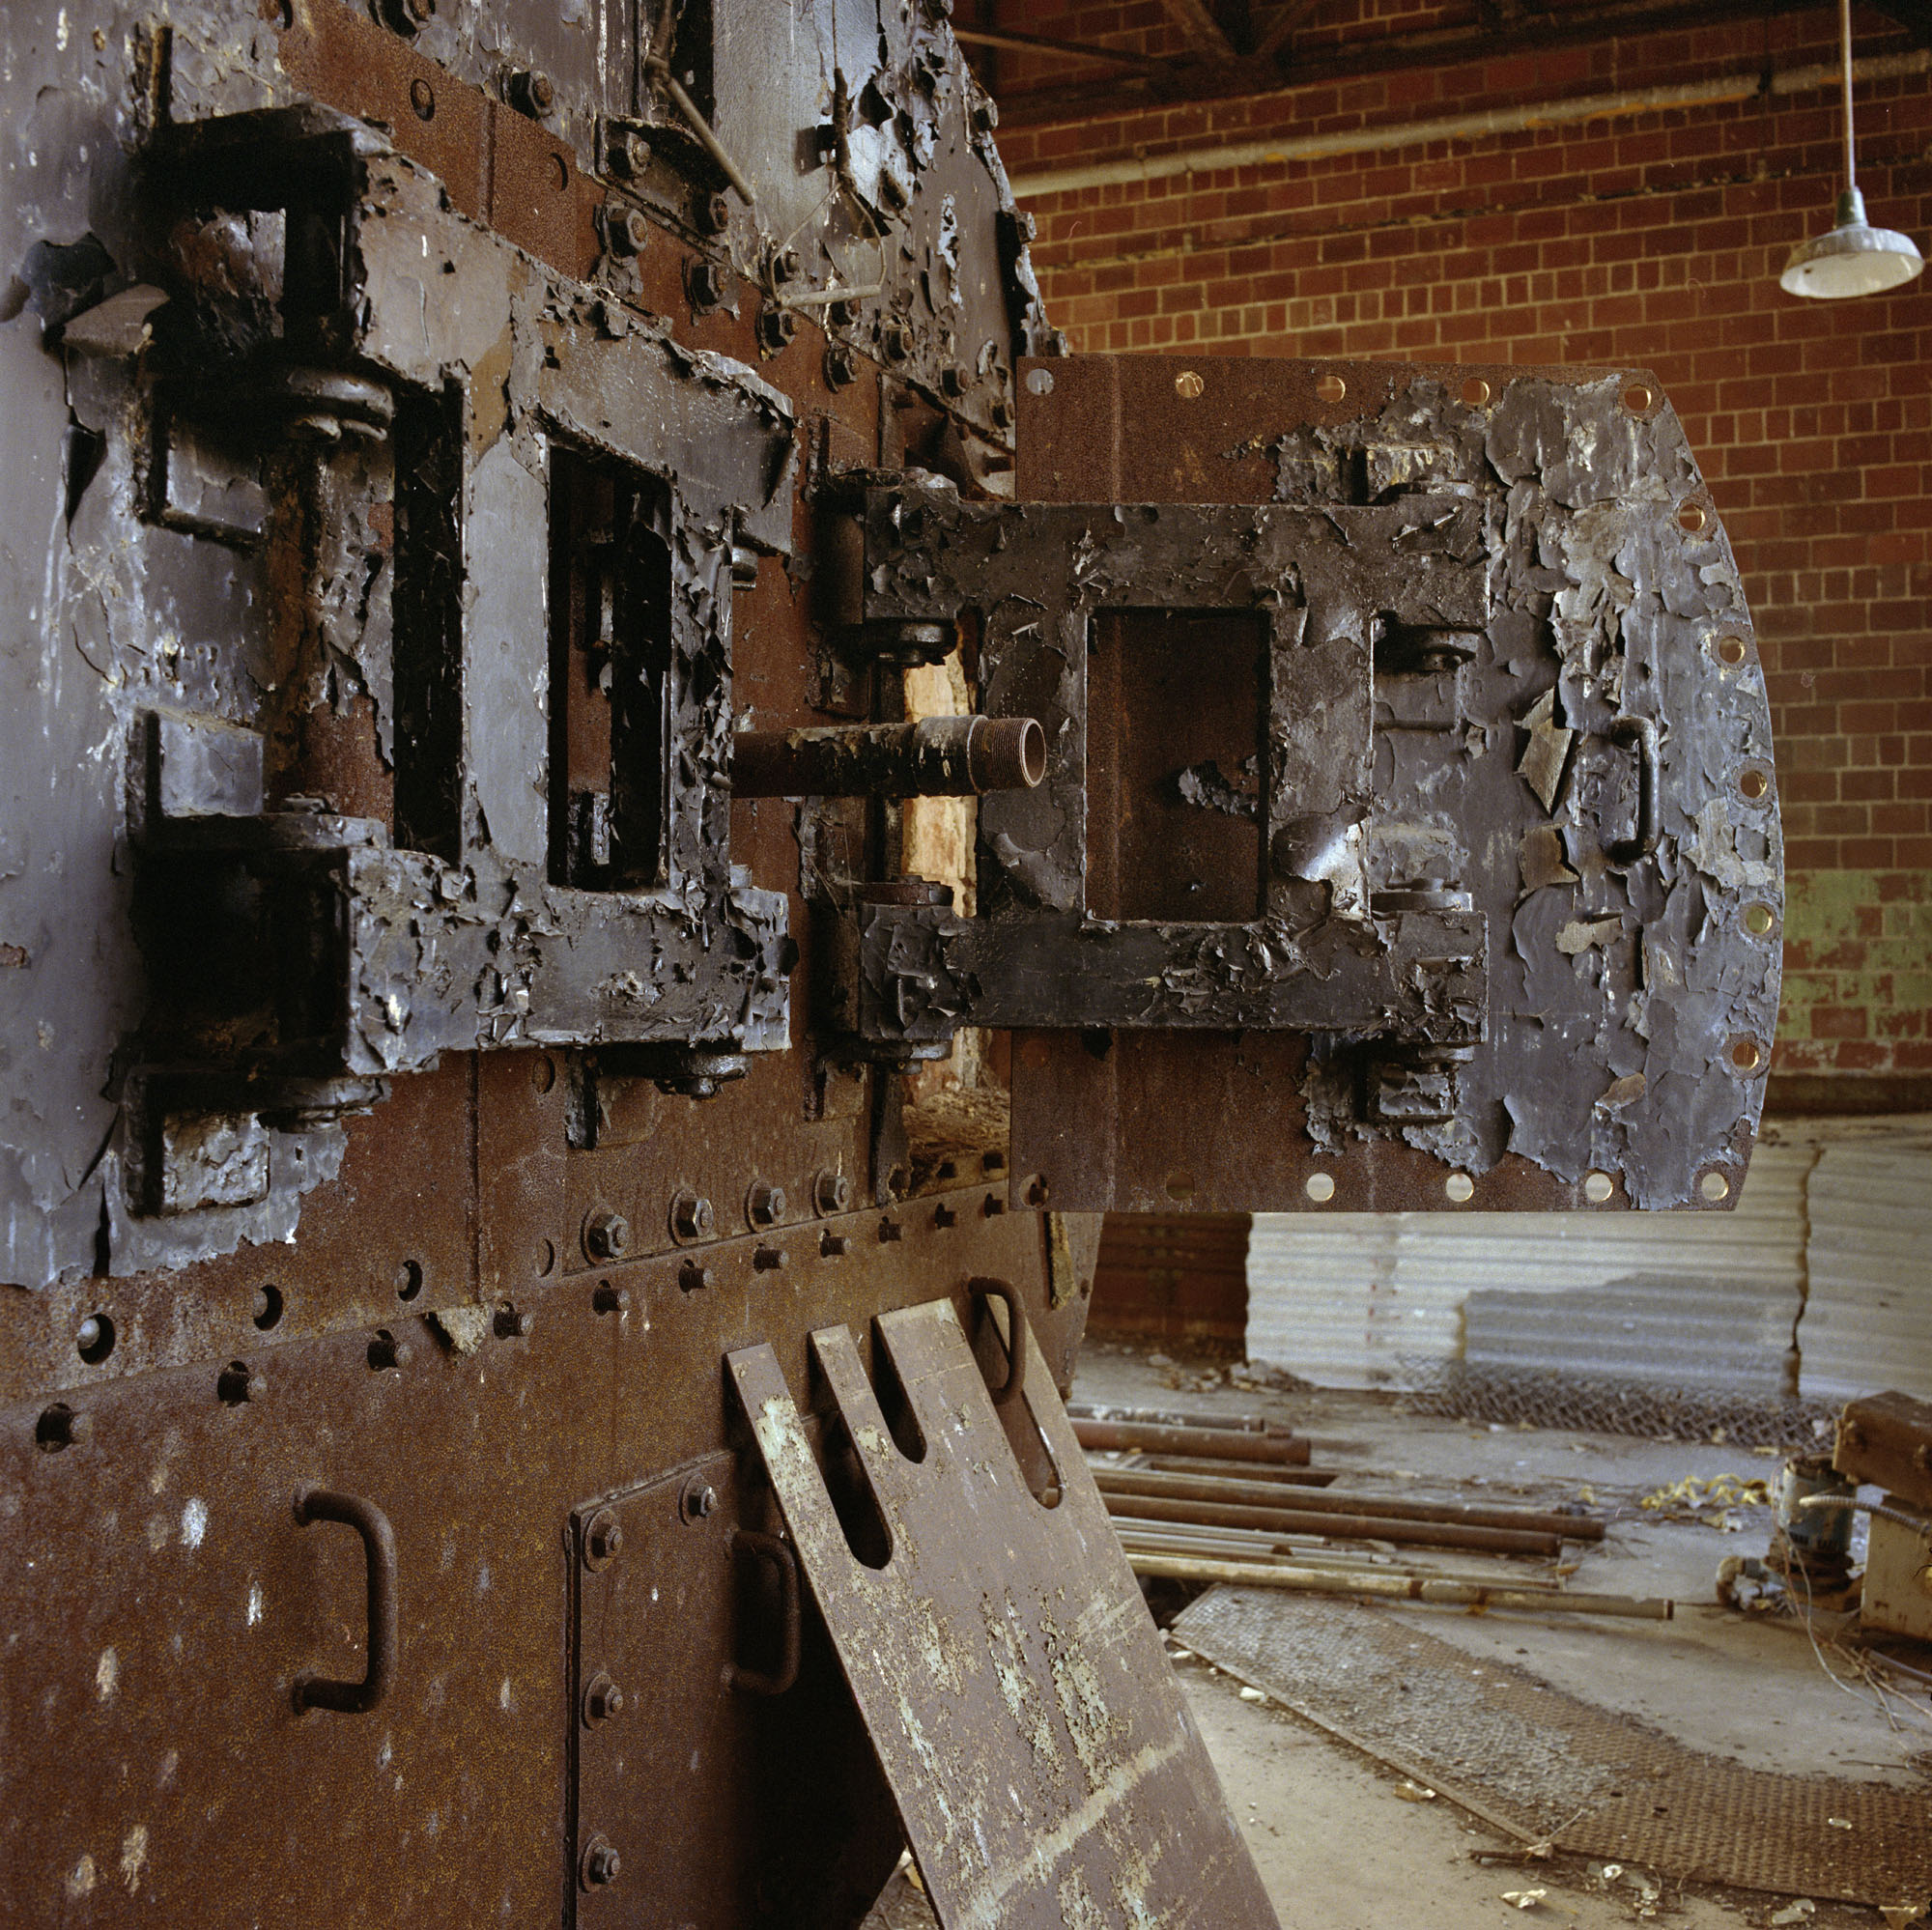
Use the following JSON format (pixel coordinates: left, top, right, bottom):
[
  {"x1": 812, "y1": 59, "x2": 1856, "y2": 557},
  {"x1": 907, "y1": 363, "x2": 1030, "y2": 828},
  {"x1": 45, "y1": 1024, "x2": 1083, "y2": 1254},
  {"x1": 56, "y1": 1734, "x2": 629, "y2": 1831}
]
[{"x1": 865, "y1": 1343, "x2": 1931, "y2": 1928}]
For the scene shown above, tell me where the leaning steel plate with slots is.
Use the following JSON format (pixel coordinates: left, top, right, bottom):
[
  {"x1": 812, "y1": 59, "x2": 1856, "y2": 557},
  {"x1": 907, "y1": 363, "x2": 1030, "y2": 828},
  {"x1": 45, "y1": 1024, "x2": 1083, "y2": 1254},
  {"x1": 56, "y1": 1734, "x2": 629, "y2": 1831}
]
[{"x1": 964, "y1": 353, "x2": 1779, "y2": 1215}]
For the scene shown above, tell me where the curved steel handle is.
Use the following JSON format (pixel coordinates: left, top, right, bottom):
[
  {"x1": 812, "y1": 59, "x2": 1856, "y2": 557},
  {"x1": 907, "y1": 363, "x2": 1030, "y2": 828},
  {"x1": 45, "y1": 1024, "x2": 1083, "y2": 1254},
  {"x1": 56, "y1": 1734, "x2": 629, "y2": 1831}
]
[
  {"x1": 1605, "y1": 716, "x2": 1659, "y2": 866},
  {"x1": 726, "y1": 1529, "x2": 801, "y2": 1697},
  {"x1": 292, "y1": 1488, "x2": 398, "y2": 1715},
  {"x1": 970, "y1": 1278, "x2": 1027, "y2": 1408}
]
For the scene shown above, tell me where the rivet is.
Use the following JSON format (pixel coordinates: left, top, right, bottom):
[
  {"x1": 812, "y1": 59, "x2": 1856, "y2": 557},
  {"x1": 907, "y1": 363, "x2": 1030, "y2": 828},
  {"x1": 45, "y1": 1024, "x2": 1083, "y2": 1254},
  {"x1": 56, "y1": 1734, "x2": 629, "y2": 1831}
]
[{"x1": 878, "y1": 1216, "x2": 903, "y2": 1243}]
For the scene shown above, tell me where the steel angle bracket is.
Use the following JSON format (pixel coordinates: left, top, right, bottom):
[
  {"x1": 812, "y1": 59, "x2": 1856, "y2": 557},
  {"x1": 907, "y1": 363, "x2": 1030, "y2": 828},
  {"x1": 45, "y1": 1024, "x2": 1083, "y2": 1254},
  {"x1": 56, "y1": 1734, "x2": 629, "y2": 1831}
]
[{"x1": 726, "y1": 1300, "x2": 1279, "y2": 1930}]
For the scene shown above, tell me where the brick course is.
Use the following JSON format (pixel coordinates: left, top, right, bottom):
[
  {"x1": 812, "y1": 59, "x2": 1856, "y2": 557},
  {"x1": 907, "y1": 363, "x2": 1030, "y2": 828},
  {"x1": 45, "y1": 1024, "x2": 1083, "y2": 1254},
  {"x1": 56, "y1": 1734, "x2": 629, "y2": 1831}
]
[{"x1": 997, "y1": 3, "x2": 1932, "y2": 1078}]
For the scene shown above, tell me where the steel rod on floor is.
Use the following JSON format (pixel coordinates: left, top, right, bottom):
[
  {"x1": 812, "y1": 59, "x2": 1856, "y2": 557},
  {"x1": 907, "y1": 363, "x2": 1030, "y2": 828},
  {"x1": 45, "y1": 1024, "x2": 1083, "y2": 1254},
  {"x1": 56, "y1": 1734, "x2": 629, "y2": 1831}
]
[
  {"x1": 1073, "y1": 1419, "x2": 1312, "y2": 1465},
  {"x1": 1068, "y1": 1403, "x2": 1275, "y2": 1435},
  {"x1": 1102, "y1": 1490, "x2": 1563, "y2": 1557},
  {"x1": 1094, "y1": 1466, "x2": 1604, "y2": 1542},
  {"x1": 1127, "y1": 1551, "x2": 1674, "y2": 1620}
]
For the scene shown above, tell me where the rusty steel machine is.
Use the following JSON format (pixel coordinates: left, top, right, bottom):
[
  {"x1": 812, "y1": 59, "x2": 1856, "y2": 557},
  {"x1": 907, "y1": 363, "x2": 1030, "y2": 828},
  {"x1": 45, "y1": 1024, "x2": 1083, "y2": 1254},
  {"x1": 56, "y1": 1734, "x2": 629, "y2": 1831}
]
[{"x1": 0, "y1": 0, "x2": 1784, "y2": 1923}]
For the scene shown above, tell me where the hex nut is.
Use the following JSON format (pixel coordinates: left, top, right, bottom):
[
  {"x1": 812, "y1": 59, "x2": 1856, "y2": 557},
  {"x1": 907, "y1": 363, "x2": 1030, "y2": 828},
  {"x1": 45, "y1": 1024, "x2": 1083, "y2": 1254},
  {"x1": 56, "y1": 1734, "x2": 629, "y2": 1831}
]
[
  {"x1": 747, "y1": 1181, "x2": 786, "y2": 1228},
  {"x1": 609, "y1": 128, "x2": 649, "y2": 178},
  {"x1": 683, "y1": 1481, "x2": 718, "y2": 1521},
  {"x1": 696, "y1": 188, "x2": 731, "y2": 234},
  {"x1": 582, "y1": 1837, "x2": 621, "y2": 1887},
  {"x1": 584, "y1": 1510, "x2": 623, "y2": 1569},
  {"x1": 813, "y1": 1168, "x2": 851, "y2": 1217},
  {"x1": 607, "y1": 205, "x2": 649, "y2": 257},
  {"x1": 824, "y1": 345, "x2": 860, "y2": 389},
  {"x1": 770, "y1": 246, "x2": 801, "y2": 285},
  {"x1": 688, "y1": 259, "x2": 726, "y2": 310},
  {"x1": 582, "y1": 1672, "x2": 624, "y2": 1725},
  {"x1": 757, "y1": 306, "x2": 798, "y2": 353},
  {"x1": 670, "y1": 1191, "x2": 714, "y2": 1243},
  {"x1": 881, "y1": 322, "x2": 911, "y2": 362},
  {"x1": 940, "y1": 363, "x2": 967, "y2": 397},
  {"x1": 509, "y1": 69, "x2": 554, "y2": 117},
  {"x1": 584, "y1": 1208, "x2": 631, "y2": 1261}
]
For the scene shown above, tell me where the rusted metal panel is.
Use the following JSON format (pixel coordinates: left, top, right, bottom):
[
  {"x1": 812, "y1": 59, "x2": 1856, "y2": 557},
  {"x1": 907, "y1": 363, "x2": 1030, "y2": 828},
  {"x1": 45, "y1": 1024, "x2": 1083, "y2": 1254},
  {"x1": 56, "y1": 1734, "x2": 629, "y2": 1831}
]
[
  {"x1": 729, "y1": 1300, "x2": 1280, "y2": 1929},
  {"x1": 998, "y1": 355, "x2": 1781, "y2": 1214}
]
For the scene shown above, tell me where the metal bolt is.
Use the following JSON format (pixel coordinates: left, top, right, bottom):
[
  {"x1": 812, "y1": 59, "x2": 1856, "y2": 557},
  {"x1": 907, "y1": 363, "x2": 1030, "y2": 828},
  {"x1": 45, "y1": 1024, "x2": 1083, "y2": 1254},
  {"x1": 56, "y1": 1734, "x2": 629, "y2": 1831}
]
[
  {"x1": 367, "y1": 1329, "x2": 413, "y2": 1372},
  {"x1": 982, "y1": 1149, "x2": 1007, "y2": 1173},
  {"x1": 380, "y1": 0, "x2": 433, "y2": 35},
  {"x1": 582, "y1": 1672, "x2": 625, "y2": 1725},
  {"x1": 609, "y1": 128, "x2": 650, "y2": 178},
  {"x1": 878, "y1": 1217, "x2": 902, "y2": 1244},
  {"x1": 678, "y1": 1260, "x2": 711, "y2": 1293},
  {"x1": 1025, "y1": 1176, "x2": 1048, "y2": 1207},
  {"x1": 982, "y1": 1194, "x2": 1005, "y2": 1218},
  {"x1": 584, "y1": 1510, "x2": 623, "y2": 1568},
  {"x1": 1915, "y1": 1443, "x2": 1932, "y2": 1473},
  {"x1": 696, "y1": 189, "x2": 732, "y2": 234},
  {"x1": 607, "y1": 205, "x2": 650, "y2": 257},
  {"x1": 824, "y1": 345, "x2": 860, "y2": 389},
  {"x1": 972, "y1": 96, "x2": 999, "y2": 133},
  {"x1": 939, "y1": 363, "x2": 967, "y2": 398},
  {"x1": 747, "y1": 1181, "x2": 786, "y2": 1228},
  {"x1": 932, "y1": 1203, "x2": 957, "y2": 1229},
  {"x1": 496, "y1": 1305, "x2": 534, "y2": 1339},
  {"x1": 770, "y1": 246, "x2": 802, "y2": 285},
  {"x1": 990, "y1": 395, "x2": 1014, "y2": 431},
  {"x1": 670, "y1": 1191, "x2": 714, "y2": 1242},
  {"x1": 881, "y1": 322, "x2": 911, "y2": 362},
  {"x1": 1000, "y1": 208, "x2": 1037, "y2": 246},
  {"x1": 820, "y1": 1232, "x2": 850, "y2": 1258},
  {"x1": 753, "y1": 1244, "x2": 787, "y2": 1271},
  {"x1": 813, "y1": 1169, "x2": 851, "y2": 1217},
  {"x1": 757, "y1": 305, "x2": 797, "y2": 353},
  {"x1": 688, "y1": 259, "x2": 726, "y2": 310},
  {"x1": 582, "y1": 1838, "x2": 621, "y2": 1887},
  {"x1": 509, "y1": 69, "x2": 554, "y2": 117},
  {"x1": 1045, "y1": 327, "x2": 1071, "y2": 357},
  {"x1": 584, "y1": 1207, "x2": 631, "y2": 1261},
  {"x1": 592, "y1": 1282, "x2": 630, "y2": 1316},
  {"x1": 686, "y1": 1482, "x2": 718, "y2": 1520},
  {"x1": 409, "y1": 76, "x2": 436, "y2": 121},
  {"x1": 36, "y1": 1404, "x2": 91, "y2": 1452}
]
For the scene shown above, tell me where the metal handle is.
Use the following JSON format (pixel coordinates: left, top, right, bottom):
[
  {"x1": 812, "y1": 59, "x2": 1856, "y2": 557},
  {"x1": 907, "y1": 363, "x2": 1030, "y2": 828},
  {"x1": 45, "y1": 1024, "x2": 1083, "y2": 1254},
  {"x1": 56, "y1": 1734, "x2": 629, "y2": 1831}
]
[
  {"x1": 970, "y1": 1278, "x2": 1028, "y2": 1408},
  {"x1": 1605, "y1": 716, "x2": 1659, "y2": 866},
  {"x1": 292, "y1": 1487, "x2": 398, "y2": 1715},
  {"x1": 726, "y1": 1529, "x2": 801, "y2": 1697}
]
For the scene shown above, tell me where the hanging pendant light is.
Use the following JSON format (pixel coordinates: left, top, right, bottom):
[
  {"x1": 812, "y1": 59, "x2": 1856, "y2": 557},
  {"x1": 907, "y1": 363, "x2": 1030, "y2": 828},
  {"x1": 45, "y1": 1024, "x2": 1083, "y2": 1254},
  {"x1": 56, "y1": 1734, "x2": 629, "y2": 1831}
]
[{"x1": 1781, "y1": 0, "x2": 1924, "y2": 298}]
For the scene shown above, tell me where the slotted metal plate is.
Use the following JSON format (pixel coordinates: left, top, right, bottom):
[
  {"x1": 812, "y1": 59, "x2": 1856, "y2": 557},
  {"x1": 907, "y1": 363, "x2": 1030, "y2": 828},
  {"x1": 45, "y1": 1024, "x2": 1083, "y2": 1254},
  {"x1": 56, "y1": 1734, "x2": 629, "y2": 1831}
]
[{"x1": 727, "y1": 1299, "x2": 1279, "y2": 1930}]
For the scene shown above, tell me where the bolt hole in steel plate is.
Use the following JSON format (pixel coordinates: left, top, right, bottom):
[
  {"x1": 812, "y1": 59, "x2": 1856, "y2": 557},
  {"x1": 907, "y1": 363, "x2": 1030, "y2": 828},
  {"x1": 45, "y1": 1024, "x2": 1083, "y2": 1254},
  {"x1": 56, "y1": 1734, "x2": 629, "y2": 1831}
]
[
  {"x1": 728, "y1": 1302, "x2": 1279, "y2": 1928},
  {"x1": 1006, "y1": 355, "x2": 1780, "y2": 1215},
  {"x1": 1583, "y1": 1170, "x2": 1616, "y2": 1204},
  {"x1": 1304, "y1": 1171, "x2": 1336, "y2": 1203}
]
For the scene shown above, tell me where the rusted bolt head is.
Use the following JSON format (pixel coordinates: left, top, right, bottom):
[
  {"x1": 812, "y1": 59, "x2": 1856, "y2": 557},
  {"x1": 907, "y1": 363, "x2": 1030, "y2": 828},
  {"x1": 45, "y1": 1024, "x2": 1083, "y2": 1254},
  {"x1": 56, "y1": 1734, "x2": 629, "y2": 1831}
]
[
  {"x1": 1024, "y1": 1175, "x2": 1049, "y2": 1207},
  {"x1": 881, "y1": 322, "x2": 911, "y2": 362},
  {"x1": 820, "y1": 1232, "x2": 851, "y2": 1258},
  {"x1": 367, "y1": 1329, "x2": 412, "y2": 1373},
  {"x1": 878, "y1": 1216, "x2": 903, "y2": 1243},
  {"x1": 670, "y1": 1191, "x2": 714, "y2": 1243},
  {"x1": 36, "y1": 1404, "x2": 90, "y2": 1451},
  {"x1": 939, "y1": 363, "x2": 967, "y2": 398},
  {"x1": 748, "y1": 1181, "x2": 786, "y2": 1228},
  {"x1": 824, "y1": 345, "x2": 860, "y2": 389},
  {"x1": 813, "y1": 1169, "x2": 851, "y2": 1217},
  {"x1": 757, "y1": 306, "x2": 798, "y2": 354},
  {"x1": 408, "y1": 77, "x2": 436, "y2": 121},
  {"x1": 678, "y1": 1260, "x2": 711, "y2": 1293},
  {"x1": 771, "y1": 246, "x2": 802, "y2": 285},
  {"x1": 584, "y1": 1207, "x2": 630, "y2": 1261},
  {"x1": 584, "y1": 1510, "x2": 623, "y2": 1568},
  {"x1": 582, "y1": 1838, "x2": 621, "y2": 1887},
  {"x1": 382, "y1": 0, "x2": 434, "y2": 35},
  {"x1": 592, "y1": 1281, "x2": 630, "y2": 1316},
  {"x1": 753, "y1": 1244, "x2": 787, "y2": 1272},
  {"x1": 609, "y1": 128, "x2": 650, "y2": 178},
  {"x1": 990, "y1": 395, "x2": 1015, "y2": 430},
  {"x1": 607, "y1": 205, "x2": 650, "y2": 257},
  {"x1": 495, "y1": 1304, "x2": 534, "y2": 1339},
  {"x1": 582, "y1": 1672, "x2": 625, "y2": 1725},
  {"x1": 688, "y1": 259, "x2": 726, "y2": 310},
  {"x1": 696, "y1": 188, "x2": 732, "y2": 234},
  {"x1": 685, "y1": 1482, "x2": 718, "y2": 1520},
  {"x1": 509, "y1": 69, "x2": 554, "y2": 117},
  {"x1": 933, "y1": 1203, "x2": 957, "y2": 1229},
  {"x1": 971, "y1": 95, "x2": 999, "y2": 133}
]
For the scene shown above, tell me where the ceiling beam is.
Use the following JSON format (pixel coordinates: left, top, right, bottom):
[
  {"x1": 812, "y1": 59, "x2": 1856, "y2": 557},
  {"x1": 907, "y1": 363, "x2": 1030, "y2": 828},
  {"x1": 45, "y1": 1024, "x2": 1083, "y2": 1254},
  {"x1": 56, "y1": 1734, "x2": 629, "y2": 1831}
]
[
  {"x1": 953, "y1": 23, "x2": 1166, "y2": 71},
  {"x1": 1157, "y1": 0, "x2": 1238, "y2": 57},
  {"x1": 1869, "y1": 0, "x2": 1932, "y2": 43}
]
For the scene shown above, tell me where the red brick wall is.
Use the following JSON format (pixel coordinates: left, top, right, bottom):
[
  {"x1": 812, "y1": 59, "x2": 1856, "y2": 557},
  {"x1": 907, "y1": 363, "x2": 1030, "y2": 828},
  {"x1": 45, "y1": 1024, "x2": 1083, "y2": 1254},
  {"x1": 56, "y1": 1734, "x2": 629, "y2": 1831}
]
[{"x1": 993, "y1": 5, "x2": 1932, "y2": 1084}]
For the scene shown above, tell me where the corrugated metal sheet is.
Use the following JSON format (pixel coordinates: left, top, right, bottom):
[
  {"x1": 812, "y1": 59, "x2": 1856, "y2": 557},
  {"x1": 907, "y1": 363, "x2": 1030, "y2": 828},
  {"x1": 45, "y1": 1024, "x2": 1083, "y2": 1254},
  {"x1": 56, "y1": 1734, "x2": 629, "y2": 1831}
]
[
  {"x1": 1246, "y1": 1141, "x2": 1814, "y2": 1391},
  {"x1": 1797, "y1": 1140, "x2": 1932, "y2": 1404}
]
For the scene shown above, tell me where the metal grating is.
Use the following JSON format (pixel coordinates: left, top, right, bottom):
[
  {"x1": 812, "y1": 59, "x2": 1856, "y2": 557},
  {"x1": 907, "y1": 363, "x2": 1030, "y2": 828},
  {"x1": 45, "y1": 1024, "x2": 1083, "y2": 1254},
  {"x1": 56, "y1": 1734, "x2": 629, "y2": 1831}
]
[{"x1": 1176, "y1": 1587, "x2": 1932, "y2": 1907}]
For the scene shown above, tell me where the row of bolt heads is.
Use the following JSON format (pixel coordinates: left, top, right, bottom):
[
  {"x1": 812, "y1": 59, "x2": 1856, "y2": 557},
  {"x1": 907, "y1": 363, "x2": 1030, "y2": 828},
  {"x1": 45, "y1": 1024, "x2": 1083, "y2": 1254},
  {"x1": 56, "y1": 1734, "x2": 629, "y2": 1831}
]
[{"x1": 582, "y1": 1170, "x2": 853, "y2": 1263}]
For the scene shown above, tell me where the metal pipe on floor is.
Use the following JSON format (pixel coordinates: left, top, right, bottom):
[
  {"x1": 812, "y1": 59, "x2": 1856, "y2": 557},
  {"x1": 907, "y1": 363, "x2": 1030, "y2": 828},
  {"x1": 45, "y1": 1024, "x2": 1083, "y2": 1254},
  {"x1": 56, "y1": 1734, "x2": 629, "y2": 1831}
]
[
  {"x1": 1073, "y1": 1418, "x2": 1312, "y2": 1465},
  {"x1": 1139, "y1": 1455, "x2": 1338, "y2": 1488},
  {"x1": 731, "y1": 717, "x2": 1046, "y2": 799},
  {"x1": 1112, "y1": 1521, "x2": 1573, "y2": 1593},
  {"x1": 1094, "y1": 1466, "x2": 1605, "y2": 1543},
  {"x1": 1102, "y1": 1490, "x2": 1563, "y2": 1557},
  {"x1": 1127, "y1": 1551, "x2": 1674, "y2": 1620},
  {"x1": 1068, "y1": 1403, "x2": 1274, "y2": 1434}
]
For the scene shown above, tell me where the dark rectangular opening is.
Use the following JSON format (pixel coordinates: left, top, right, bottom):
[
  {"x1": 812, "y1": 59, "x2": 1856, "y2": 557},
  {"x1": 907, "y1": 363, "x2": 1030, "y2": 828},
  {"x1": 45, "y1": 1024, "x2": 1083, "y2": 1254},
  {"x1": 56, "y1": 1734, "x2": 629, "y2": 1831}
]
[
  {"x1": 1085, "y1": 610, "x2": 1267, "y2": 924},
  {"x1": 548, "y1": 446, "x2": 673, "y2": 890},
  {"x1": 391, "y1": 383, "x2": 465, "y2": 862}
]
